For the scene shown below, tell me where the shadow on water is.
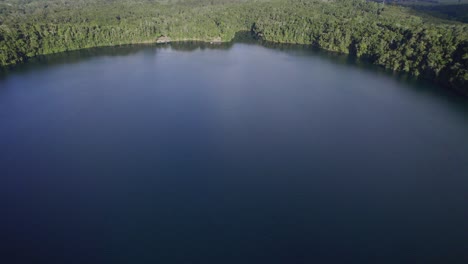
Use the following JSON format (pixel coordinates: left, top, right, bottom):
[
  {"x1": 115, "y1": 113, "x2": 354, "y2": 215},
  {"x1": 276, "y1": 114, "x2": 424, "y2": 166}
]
[
  {"x1": 0, "y1": 45, "x2": 158, "y2": 80},
  {"x1": 1, "y1": 31, "x2": 467, "y2": 108},
  {"x1": 0, "y1": 32, "x2": 254, "y2": 80},
  {"x1": 251, "y1": 40, "x2": 468, "y2": 109}
]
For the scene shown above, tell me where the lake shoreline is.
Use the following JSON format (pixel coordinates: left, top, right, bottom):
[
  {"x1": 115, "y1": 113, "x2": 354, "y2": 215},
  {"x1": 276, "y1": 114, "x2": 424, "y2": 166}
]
[{"x1": 1, "y1": 32, "x2": 466, "y2": 97}]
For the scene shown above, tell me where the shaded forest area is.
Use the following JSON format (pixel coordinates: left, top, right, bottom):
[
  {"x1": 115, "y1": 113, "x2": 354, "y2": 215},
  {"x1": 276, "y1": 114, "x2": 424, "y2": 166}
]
[
  {"x1": 411, "y1": 4, "x2": 468, "y2": 23},
  {"x1": 0, "y1": 0, "x2": 467, "y2": 93}
]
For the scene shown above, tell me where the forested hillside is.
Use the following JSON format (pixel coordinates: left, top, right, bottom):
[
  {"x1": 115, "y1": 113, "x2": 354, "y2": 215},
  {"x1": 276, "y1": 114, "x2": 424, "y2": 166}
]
[{"x1": 0, "y1": 0, "x2": 467, "y2": 93}]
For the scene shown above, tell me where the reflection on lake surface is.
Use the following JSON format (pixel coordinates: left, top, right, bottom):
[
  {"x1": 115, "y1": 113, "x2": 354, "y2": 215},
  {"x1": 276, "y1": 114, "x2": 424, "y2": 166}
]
[{"x1": 1, "y1": 41, "x2": 467, "y2": 264}]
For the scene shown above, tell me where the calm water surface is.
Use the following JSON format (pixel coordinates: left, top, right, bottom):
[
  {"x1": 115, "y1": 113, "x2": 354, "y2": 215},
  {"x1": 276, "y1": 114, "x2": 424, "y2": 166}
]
[{"x1": 1, "y1": 42, "x2": 467, "y2": 264}]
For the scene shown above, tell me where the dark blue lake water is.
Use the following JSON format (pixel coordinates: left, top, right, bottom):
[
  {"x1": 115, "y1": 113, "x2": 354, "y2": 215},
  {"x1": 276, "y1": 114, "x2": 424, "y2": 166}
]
[{"x1": 1, "y1": 42, "x2": 467, "y2": 264}]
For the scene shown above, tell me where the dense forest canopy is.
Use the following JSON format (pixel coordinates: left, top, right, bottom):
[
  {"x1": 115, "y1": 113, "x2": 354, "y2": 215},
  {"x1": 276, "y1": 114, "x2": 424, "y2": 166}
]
[{"x1": 0, "y1": 0, "x2": 467, "y2": 93}]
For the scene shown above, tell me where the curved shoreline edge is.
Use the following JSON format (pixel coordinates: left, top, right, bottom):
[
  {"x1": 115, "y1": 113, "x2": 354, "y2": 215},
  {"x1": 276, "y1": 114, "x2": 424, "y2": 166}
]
[
  {"x1": 1, "y1": 31, "x2": 466, "y2": 97},
  {"x1": 1, "y1": 0, "x2": 467, "y2": 96}
]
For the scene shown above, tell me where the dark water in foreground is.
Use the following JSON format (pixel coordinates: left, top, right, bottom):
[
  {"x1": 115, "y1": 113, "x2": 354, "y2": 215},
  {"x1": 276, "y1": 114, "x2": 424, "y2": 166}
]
[{"x1": 1, "y1": 42, "x2": 467, "y2": 264}]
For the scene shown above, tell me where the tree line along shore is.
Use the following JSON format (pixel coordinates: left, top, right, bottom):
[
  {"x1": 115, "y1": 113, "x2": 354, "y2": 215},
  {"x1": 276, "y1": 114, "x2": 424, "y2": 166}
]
[{"x1": 1, "y1": 0, "x2": 467, "y2": 94}]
